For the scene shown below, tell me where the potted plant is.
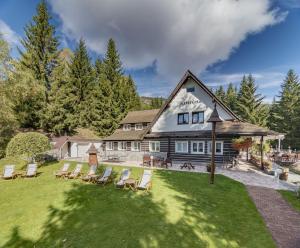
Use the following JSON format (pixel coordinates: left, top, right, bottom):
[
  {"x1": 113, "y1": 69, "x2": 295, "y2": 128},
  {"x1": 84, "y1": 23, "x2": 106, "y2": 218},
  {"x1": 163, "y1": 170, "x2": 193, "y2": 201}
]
[
  {"x1": 206, "y1": 164, "x2": 211, "y2": 172},
  {"x1": 279, "y1": 168, "x2": 289, "y2": 181}
]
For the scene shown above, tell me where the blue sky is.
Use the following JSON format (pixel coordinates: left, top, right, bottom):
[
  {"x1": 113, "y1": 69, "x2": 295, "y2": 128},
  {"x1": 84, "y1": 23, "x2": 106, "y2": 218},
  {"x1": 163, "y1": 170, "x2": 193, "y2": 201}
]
[{"x1": 0, "y1": 0, "x2": 300, "y2": 102}]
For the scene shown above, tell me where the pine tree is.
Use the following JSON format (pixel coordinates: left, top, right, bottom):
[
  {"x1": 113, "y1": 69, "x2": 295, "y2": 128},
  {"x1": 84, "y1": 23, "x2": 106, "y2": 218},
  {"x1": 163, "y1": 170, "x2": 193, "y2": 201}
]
[
  {"x1": 103, "y1": 38, "x2": 123, "y2": 83},
  {"x1": 276, "y1": 70, "x2": 300, "y2": 148},
  {"x1": 68, "y1": 39, "x2": 93, "y2": 127},
  {"x1": 225, "y1": 83, "x2": 238, "y2": 114},
  {"x1": 19, "y1": 0, "x2": 58, "y2": 93},
  {"x1": 150, "y1": 97, "x2": 164, "y2": 109},
  {"x1": 125, "y1": 75, "x2": 141, "y2": 110},
  {"x1": 43, "y1": 49, "x2": 76, "y2": 135},
  {"x1": 215, "y1": 85, "x2": 226, "y2": 102},
  {"x1": 236, "y1": 75, "x2": 267, "y2": 126}
]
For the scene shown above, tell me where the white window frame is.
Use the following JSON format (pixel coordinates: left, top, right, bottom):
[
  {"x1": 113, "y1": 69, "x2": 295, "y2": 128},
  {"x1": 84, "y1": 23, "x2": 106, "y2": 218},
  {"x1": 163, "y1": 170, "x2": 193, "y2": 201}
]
[
  {"x1": 191, "y1": 141, "x2": 205, "y2": 154},
  {"x1": 149, "y1": 141, "x2": 160, "y2": 152},
  {"x1": 207, "y1": 141, "x2": 223, "y2": 155},
  {"x1": 106, "y1": 142, "x2": 113, "y2": 151},
  {"x1": 118, "y1": 141, "x2": 127, "y2": 151},
  {"x1": 135, "y1": 123, "x2": 143, "y2": 130},
  {"x1": 123, "y1": 124, "x2": 131, "y2": 131},
  {"x1": 175, "y1": 141, "x2": 189, "y2": 153},
  {"x1": 131, "y1": 141, "x2": 141, "y2": 151}
]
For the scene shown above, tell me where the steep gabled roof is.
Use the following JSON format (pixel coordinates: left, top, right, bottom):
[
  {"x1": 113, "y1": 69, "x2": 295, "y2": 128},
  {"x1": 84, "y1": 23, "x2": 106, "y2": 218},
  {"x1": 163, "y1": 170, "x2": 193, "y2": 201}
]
[{"x1": 144, "y1": 70, "x2": 240, "y2": 138}]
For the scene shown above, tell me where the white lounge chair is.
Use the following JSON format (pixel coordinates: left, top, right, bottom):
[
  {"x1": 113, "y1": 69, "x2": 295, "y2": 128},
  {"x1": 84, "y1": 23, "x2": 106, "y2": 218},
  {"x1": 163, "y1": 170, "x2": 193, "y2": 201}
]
[
  {"x1": 1, "y1": 165, "x2": 17, "y2": 179},
  {"x1": 116, "y1": 169, "x2": 131, "y2": 188},
  {"x1": 23, "y1": 163, "x2": 37, "y2": 177},
  {"x1": 96, "y1": 167, "x2": 113, "y2": 185},
  {"x1": 82, "y1": 165, "x2": 98, "y2": 182},
  {"x1": 137, "y1": 170, "x2": 152, "y2": 191},
  {"x1": 55, "y1": 163, "x2": 70, "y2": 178},
  {"x1": 67, "y1": 164, "x2": 83, "y2": 179}
]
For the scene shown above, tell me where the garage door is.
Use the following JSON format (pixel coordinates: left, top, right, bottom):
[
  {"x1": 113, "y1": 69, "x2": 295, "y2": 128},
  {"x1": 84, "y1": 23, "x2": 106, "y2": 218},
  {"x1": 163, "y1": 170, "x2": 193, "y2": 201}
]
[{"x1": 77, "y1": 143, "x2": 90, "y2": 157}]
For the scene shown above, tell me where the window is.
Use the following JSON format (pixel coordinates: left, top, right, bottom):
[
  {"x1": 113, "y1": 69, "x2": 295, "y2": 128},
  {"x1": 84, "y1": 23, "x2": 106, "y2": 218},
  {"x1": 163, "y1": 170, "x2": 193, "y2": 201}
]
[
  {"x1": 131, "y1": 141, "x2": 141, "y2": 151},
  {"x1": 192, "y1": 111, "x2": 204, "y2": 124},
  {"x1": 187, "y1": 87, "x2": 195, "y2": 92},
  {"x1": 175, "y1": 141, "x2": 189, "y2": 153},
  {"x1": 118, "y1": 141, "x2": 127, "y2": 151},
  {"x1": 106, "y1": 142, "x2": 113, "y2": 151},
  {"x1": 178, "y1": 113, "x2": 189, "y2": 125},
  {"x1": 135, "y1": 123, "x2": 143, "y2": 130},
  {"x1": 149, "y1": 141, "x2": 160, "y2": 152},
  {"x1": 191, "y1": 141, "x2": 205, "y2": 154},
  {"x1": 207, "y1": 141, "x2": 223, "y2": 155},
  {"x1": 123, "y1": 124, "x2": 131, "y2": 131}
]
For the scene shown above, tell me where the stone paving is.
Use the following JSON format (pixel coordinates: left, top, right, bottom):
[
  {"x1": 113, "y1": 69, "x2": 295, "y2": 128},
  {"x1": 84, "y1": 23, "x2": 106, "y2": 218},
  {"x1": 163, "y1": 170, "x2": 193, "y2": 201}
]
[{"x1": 247, "y1": 186, "x2": 300, "y2": 248}]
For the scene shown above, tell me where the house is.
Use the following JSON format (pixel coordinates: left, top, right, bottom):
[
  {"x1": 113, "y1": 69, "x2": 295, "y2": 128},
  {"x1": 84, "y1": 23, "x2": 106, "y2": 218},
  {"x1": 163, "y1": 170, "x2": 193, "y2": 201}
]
[
  {"x1": 51, "y1": 128, "x2": 102, "y2": 159},
  {"x1": 103, "y1": 70, "x2": 279, "y2": 164}
]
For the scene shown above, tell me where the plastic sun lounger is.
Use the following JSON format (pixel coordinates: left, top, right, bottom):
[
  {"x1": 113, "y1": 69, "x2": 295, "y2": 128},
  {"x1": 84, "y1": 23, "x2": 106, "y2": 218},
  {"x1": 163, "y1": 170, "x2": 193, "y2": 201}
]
[
  {"x1": 67, "y1": 164, "x2": 83, "y2": 179},
  {"x1": 116, "y1": 169, "x2": 131, "y2": 188},
  {"x1": 55, "y1": 163, "x2": 70, "y2": 178},
  {"x1": 23, "y1": 163, "x2": 37, "y2": 177},
  {"x1": 96, "y1": 167, "x2": 113, "y2": 185},
  {"x1": 82, "y1": 164, "x2": 98, "y2": 182},
  {"x1": 137, "y1": 170, "x2": 152, "y2": 191},
  {"x1": 1, "y1": 165, "x2": 17, "y2": 179}
]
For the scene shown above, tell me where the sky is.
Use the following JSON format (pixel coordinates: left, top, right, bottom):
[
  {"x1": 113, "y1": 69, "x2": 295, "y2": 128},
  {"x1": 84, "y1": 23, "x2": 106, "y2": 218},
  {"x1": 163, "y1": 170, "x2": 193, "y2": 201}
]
[{"x1": 0, "y1": 0, "x2": 300, "y2": 102}]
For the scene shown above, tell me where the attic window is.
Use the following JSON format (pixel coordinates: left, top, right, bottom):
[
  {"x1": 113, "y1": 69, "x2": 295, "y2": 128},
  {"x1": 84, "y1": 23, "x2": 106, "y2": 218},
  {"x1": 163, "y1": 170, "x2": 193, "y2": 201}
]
[
  {"x1": 123, "y1": 124, "x2": 131, "y2": 131},
  {"x1": 187, "y1": 87, "x2": 195, "y2": 93}
]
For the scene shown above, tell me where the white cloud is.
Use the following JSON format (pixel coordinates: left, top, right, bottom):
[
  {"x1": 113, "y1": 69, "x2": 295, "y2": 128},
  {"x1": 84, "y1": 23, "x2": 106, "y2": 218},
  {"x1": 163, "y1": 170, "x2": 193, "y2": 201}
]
[
  {"x1": 0, "y1": 19, "x2": 20, "y2": 47},
  {"x1": 49, "y1": 0, "x2": 287, "y2": 80}
]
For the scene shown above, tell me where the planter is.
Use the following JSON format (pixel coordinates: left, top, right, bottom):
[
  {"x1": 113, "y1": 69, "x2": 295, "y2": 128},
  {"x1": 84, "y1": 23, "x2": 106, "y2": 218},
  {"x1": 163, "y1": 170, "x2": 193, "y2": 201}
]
[
  {"x1": 206, "y1": 165, "x2": 211, "y2": 172},
  {"x1": 279, "y1": 172, "x2": 288, "y2": 181}
]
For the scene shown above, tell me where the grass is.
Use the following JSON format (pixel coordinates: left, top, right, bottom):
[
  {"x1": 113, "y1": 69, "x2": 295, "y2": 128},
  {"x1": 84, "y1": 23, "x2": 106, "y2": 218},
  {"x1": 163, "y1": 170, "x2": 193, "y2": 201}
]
[
  {"x1": 0, "y1": 160, "x2": 275, "y2": 248},
  {"x1": 278, "y1": 190, "x2": 300, "y2": 212}
]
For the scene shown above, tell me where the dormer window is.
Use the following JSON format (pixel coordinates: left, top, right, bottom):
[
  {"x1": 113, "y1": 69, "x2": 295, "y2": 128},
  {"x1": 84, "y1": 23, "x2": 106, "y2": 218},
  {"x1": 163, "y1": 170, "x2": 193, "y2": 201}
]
[
  {"x1": 135, "y1": 123, "x2": 143, "y2": 130},
  {"x1": 123, "y1": 124, "x2": 131, "y2": 131},
  {"x1": 187, "y1": 87, "x2": 195, "y2": 92}
]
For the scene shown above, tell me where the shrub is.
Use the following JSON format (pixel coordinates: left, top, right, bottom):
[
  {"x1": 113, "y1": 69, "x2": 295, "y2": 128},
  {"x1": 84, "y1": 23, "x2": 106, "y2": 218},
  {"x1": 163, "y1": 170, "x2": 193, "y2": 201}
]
[{"x1": 6, "y1": 132, "x2": 50, "y2": 162}]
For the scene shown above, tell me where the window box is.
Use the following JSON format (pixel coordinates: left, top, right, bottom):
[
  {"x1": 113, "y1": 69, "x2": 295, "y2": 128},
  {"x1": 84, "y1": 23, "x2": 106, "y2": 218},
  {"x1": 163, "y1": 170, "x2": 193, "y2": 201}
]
[
  {"x1": 175, "y1": 141, "x2": 189, "y2": 153},
  {"x1": 191, "y1": 141, "x2": 205, "y2": 154},
  {"x1": 207, "y1": 141, "x2": 223, "y2": 155},
  {"x1": 131, "y1": 141, "x2": 141, "y2": 151},
  {"x1": 192, "y1": 111, "x2": 204, "y2": 124},
  {"x1": 149, "y1": 141, "x2": 160, "y2": 152},
  {"x1": 178, "y1": 113, "x2": 189, "y2": 125}
]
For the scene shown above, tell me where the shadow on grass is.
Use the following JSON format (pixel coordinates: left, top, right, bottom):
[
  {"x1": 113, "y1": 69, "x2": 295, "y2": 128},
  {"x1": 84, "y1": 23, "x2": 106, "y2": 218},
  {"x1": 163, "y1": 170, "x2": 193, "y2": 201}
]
[{"x1": 3, "y1": 169, "x2": 275, "y2": 248}]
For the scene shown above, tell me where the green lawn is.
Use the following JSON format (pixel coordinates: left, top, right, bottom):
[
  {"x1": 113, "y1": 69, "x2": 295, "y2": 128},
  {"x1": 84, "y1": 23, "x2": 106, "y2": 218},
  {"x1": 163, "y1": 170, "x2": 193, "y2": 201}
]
[
  {"x1": 279, "y1": 190, "x2": 300, "y2": 212},
  {"x1": 0, "y1": 160, "x2": 275, "y2": 248}
]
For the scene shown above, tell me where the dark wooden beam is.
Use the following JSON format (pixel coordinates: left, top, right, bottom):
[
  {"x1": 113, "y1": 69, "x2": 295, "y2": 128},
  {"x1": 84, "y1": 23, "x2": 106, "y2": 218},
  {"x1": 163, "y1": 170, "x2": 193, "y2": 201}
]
[
  {"x1": 260, "y1": 136, "x2": 264, "y2": 170},
  {"x1": 210, "y1": 122, "x2": 216, "y2": 184}
]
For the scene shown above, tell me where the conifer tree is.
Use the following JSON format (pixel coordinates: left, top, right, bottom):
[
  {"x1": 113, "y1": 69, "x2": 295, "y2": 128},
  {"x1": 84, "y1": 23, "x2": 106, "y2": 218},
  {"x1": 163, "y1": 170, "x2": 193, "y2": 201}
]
[
  {"x1": 125, "y1": 75, "x2": 141, "y2": 110},
  {"x1": 236, "y1": 75, "x2": 267, "y2": 126},
  {"x1": 19, "y1": 0, "x2": 58, "y2": 93},
  {"x1": 103, "y1": 38, "x2": 123, "y2": 83},
  {"x1": 43, "y1": 49, "x2": 76, "y2": 135},
  {"x1": 68, "y1": 39, "x2": 93, "y2": 127},
  {"x1": 215, "y1": 85, "x2": 226, "y2": 102},
  {"x1": 225, "y1": 83, "x2": 238, "y2": 114},
  {"x1": 276, "y1": 70, "x2": 300, "y2": 147}
]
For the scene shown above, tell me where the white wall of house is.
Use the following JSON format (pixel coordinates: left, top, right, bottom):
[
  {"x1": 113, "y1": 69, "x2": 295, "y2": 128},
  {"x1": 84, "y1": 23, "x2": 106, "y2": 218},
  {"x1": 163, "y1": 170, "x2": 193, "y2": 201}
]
[
  {"x1": 69, "y1": 142, "x2": 102, "y2": 158},
  {"x1": 151, "y1": 78, "x2": 234, "y2": 132}
]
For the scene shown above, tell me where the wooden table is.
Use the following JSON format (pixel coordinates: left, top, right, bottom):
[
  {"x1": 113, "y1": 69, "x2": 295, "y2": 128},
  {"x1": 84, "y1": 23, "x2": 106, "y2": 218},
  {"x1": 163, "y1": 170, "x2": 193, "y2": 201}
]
[
  {"x1": 124, "y1": 178, "x2": 137, "y2": 191},
  {"x1": 180, "y1": 162, "x2": 195, "y2": 170}
]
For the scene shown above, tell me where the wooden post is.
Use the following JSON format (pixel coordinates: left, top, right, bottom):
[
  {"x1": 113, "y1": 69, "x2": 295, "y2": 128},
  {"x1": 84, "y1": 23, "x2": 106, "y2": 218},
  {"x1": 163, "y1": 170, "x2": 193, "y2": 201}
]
[
  {"x1": 167, "y1": 137, "x2": 171, "y2": 158},
  {"x1": 260, "y1": 136, "x2": 264, "y2": 170},
  {"x1": 210, "y1": 122, "x2": 216, "y2": 184}
]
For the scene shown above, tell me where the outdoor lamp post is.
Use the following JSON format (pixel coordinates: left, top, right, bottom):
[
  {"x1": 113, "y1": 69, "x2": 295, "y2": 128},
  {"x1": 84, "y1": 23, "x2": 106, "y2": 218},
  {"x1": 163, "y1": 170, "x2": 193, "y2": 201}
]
[{"x1": 207, "y1": 102, "x2": 223, "y2": 184}]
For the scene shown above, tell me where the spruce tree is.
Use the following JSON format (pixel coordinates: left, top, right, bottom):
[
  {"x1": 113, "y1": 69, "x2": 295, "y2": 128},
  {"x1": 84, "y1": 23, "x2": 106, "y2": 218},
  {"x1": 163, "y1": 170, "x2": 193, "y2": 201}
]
[
  {"x1": 225, "y1": 83, "x2": 238, "y2": 114},
  {"x1": 215, "y1": 85, "x2": 226, "y2": 102},
  {"x1": 236, "y1": 75, "x2": 267, "y2": 126},
  {"x1": 103, "y1": 38, "x2": 123, "y2": 83},
  {"x1": 68, "y1": 39, "x2": 93, "y2": 127},
  {"x1": 43, "y1": 49, "x2": 76, "y2": 135},
  {"x1": 19, "y1": 0, "x2": 58, "y2": 93},
  {"x1": 276, "y1": 70, "x2": 300, "y2": 148},
  {"x1": 125, "y1": 75, "x2": 141, "y2": 110}
]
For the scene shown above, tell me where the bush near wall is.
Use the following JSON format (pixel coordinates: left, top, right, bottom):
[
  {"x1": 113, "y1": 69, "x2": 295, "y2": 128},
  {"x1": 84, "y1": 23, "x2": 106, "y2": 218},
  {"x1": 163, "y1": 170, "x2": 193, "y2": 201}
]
[
  {"x1": 249, "y1": 154, "x2": 272, "y2": 171},
  {"x1": 6, "y1": 132, "x2": 51, "y2": 162}
]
